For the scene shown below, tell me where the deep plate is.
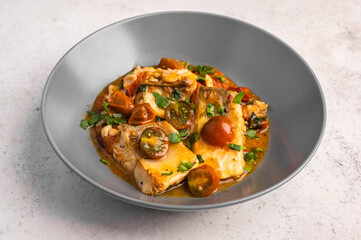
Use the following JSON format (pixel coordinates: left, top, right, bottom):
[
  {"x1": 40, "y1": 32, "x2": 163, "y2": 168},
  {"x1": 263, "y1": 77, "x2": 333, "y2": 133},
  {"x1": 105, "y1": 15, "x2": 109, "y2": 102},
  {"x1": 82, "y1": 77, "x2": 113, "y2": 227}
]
[{"x1": 42, "y1": 12, "x2": 326, "y2": 211}]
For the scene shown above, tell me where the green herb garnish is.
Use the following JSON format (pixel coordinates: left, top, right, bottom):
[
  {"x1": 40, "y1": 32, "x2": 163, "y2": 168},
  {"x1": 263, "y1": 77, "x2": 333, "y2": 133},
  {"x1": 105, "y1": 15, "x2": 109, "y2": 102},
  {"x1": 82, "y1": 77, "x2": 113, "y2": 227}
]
[
  {"x1": 217, "y1": 104, "x2": 226, "y2": 116},
  {"x1": 99, "y1": 158, "x2": 111, "y2": 166},
  {"x1": 79, "y1": 119, "x2": 89, "y2": 129},
  {"x1": 244, "y1": 149, "x2": 258, "y2": 162},
  {"x1": 177, "y1": 161, "x2": 194, "y2": 173},
  {"x1": 196, "y1": 65, "x2": 215, "y2": 77},
  {"x1": 185, "y1": 98, "x2": 195, "y2": 109},
  {"x1": 161, "y1": 171, "x2": 173, "y2": 176},
  {"x1": 246, "y1": 129, "x2": 258, "y2": 139},
  {"x1": 184, "y1": 61, "x2": 188, "y2": 67},
  {"x1": 155, "y1": 116, "x2": 164, "y2": 122},
  {"x1": 168, "y1": 133, "x2": 182, "y2": 143},
  {"x1": 228, "y1": 143, "x2": 246, "y2": 151},
  {"x1": 216, "y1": 75, "x2": 226, "y2": 83},
  {"x1": 137, "y1": 85, "x2": 147, "y2": 93},
  {"x1": 197, "y1": 76, "x2": 206, "y2": 82},
  {"x1": 196, "y1": 154, "x2": 204, "y2": 163},
  {"x1": 179, "y1": 128, "x2": 189, "y2": 138},
  {"x1": 152, "y1": 91, "x2": 169, "y2": 108},
  {"x1": 243, "y1": 166, "x2": 252, "y2": 172},
  {"x1": 233, "y1": 92, "x2": 246, "y2": 104},
  {"x1": 256, "y1": 148, "x2": 263, "y2": 152},
  {"x1": 103, "y1": 101, "x2": 111, "y2": 115},
  {"x1": 207, "y1": 103, "x2": 215, "y2": 117},
  {"x1": 189, "y1": 132, "x2": 199, "y2": 145},
  {"x1": 167, "y1": 89, "x2": 182, "y2": 102}
]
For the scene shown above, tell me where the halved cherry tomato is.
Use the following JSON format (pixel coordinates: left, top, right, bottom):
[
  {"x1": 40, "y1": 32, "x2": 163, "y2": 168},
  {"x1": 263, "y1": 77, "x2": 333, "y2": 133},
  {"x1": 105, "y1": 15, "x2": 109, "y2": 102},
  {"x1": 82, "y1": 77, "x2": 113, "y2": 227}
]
[
  {"x1": 140, "y1": 127, "x2": 169, "y2": 159},
  {"x1": 164, "y1": 101, "x2": 195, "y2": 130},
  {"x1": 242, "y1": 92, "x2": 253, "y2": 102},
  {"x1": 227, "y1": 86, "x2": 251, "y2": 93},
  {"x1": 128, "y1": 103, "x2": 155, "y2": 125},
  {"x1": 125, "y1": 73, "x2": 143, "y2": 97},
  {"x1": 187, "y1": 164, "x2": 220, "y2": 197},
  {"x1": 108, "y1": 90, "x2": 134, "y2": 115},
  {"x1": 93, "y1": 94, "x2": 106, "y2": 113},
  {"x1": 158, "y1": 57, "x2": 185, "y2": 70},
  {"x1": 201, "y1": 116, "x2": 235, "y2": 147}
]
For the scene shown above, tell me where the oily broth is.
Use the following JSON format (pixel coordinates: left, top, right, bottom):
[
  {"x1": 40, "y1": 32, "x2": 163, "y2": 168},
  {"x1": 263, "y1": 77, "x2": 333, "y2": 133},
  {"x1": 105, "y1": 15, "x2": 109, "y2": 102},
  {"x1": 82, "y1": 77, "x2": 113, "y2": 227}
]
[{"x1": 89, "y1": 66, "x2": 270, "y2": 198}]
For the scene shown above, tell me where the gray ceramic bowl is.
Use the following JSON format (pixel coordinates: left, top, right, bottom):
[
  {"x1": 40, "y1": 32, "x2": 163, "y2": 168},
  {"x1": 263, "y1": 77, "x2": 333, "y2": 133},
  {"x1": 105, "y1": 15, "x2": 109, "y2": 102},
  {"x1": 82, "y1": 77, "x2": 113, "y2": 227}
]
[{"x1": 42, "y1": 12, "x2": 326, "y2": 211}]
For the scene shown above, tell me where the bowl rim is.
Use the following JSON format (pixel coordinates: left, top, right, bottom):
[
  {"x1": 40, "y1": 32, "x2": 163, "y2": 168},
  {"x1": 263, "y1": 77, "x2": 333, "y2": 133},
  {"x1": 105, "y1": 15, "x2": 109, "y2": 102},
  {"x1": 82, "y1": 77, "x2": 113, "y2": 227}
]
[{"x1": 41, "y1": 11, "x2": 326, "y2": 211}]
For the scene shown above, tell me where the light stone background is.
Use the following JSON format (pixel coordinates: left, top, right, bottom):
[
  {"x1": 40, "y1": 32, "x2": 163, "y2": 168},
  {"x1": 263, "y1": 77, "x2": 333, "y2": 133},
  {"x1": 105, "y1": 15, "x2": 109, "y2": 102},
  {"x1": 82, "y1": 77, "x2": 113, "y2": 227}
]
[{"x1": 1, "y1": 0, "x2": 360, "y2": 239}]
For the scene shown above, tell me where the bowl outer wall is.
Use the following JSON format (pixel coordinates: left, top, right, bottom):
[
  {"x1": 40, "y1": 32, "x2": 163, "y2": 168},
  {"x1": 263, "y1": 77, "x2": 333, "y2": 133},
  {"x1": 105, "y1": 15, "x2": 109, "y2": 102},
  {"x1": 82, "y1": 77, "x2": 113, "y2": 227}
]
[{"x1": 41, "y1": 11, "x2": 326, "y2": 211}]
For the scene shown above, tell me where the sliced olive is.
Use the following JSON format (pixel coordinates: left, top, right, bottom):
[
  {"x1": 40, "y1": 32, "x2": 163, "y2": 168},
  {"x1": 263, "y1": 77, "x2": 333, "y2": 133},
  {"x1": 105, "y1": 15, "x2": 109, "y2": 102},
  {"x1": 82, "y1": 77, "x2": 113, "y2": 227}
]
[
  {"x1": 140, "y1": 127, "x2": 169, "y2": 159},
  {"x1": 164, "y1": 101, "x2": 194, "y2": 130},
  {"x1": 187, "y1": 164, "x2": 220, "y2": 197}
]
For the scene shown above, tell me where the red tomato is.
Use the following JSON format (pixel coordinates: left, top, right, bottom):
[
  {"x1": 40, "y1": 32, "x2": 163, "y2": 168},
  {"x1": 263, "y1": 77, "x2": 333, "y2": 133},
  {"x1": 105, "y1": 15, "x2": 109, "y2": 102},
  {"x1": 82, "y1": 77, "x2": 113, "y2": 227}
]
[
  {"x1": 187, "y1": 164, "x2": 220, "y2": 197},
  {"x1": 128, "y1": 103, "x2": 155, "y2": 125},
  {"x1": 201, "y1": 116, "x2": 235, "y2": 147}
]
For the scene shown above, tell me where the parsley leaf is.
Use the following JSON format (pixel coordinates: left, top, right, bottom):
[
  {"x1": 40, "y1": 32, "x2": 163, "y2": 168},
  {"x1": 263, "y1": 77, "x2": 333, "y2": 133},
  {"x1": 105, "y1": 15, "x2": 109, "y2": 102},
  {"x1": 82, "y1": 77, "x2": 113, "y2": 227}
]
[
  {"x1": 216, "y1": 75, "x2": 226, "y2": 83},
  {"x1": 185, "y1": 98, "x2": 195, "y2": 109},
  {"x1": 207, "y1": 103, "x2": 215, "y2": 117},
  {"x1": 228, "y1": 143, "x2": 247, "y2": 151},
  {"x1": 189, "y1": 132, "x2": 199, "y2": 145},
  {"x1": 243, "y1": 166, "x2": 252, "y2": 172},
  {"x1": 168, "y1": 133, "x2": 182, "y2": 143},
  {"x1": 137, "y1": 85, "x2": 147, "y2": 93},
  {"x1": 233, "y1": 92, "x2": 246, "y2": 104},
  {"x1": 178, "y1": 128, "x2": 189, "y2": 138},
  {"x1": 197, "y1": 76, "x2": 206, "y2": 82},
  {"x1": 167, "y1": 89, "x2": 182, "y2": 102},
  {"x1": 196, "y1": 65, "x2": 215, "y2": 77},
  {"x1": 79, "y1": 119, "x2": 89, "y2": 129},
  {"x1": 217, "y1": 104, "x2": 226, "y2": 116},
  {"x1": 103, "y1": 101, "x2": 111, "y2": 115},
  {"x1": 177, "y1": 161, "x2": 195, "y2": 173},
  {"x1": 152, "y1": 91, "x2": 169, "y2": 108},
  {"x1": 196, "y1": 154, "x2": 204, "y2": 163},
  {"x1": 99, "y1": 158, "x2": 111, "y2": 166},
  {"x1": 161, "y1": 171, "x2": 173, "y2": 176},
  {"x1": 244, "y1": 149, "x2": 258, "y2": 162}
]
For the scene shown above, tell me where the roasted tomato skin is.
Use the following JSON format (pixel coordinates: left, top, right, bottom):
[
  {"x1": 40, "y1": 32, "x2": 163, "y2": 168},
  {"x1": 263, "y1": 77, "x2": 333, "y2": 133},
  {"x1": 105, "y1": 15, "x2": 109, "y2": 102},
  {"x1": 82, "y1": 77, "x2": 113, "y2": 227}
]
[
  {"x1": 140, "y1": 127, "x2": 169, "y2": 159},
  {"x1": 128, "y1": 103, "x2": 155, "y2": 125},
  {"x1": 201, "y1": 116, "x2": 235, "y2": 147},
  {"x1": 108, "y1": 90, "x2": 135, "y2": 115},
  {"x1": 187, "y1": 164, "x2": 220, "y2": 197},
  {"x1": 164, "y1": 101, "x2": 195, "y2": 130},
  {"x1": 158, "y1": 57, "x2": 185, "y2": 70}
]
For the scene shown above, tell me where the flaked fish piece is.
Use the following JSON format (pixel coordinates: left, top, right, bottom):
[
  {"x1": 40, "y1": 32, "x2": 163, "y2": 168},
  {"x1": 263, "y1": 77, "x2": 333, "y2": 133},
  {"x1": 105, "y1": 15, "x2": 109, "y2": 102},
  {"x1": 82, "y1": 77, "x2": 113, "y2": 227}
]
[
  {"x1": 101, "y1": 121, "x2": 198, "y2": 195},
  {"x1": 192, "y1": 86, "x2": 246, "y2": 179},
  {"x1": 133, "y1": 121, "x2": 198, "y2": 195}
]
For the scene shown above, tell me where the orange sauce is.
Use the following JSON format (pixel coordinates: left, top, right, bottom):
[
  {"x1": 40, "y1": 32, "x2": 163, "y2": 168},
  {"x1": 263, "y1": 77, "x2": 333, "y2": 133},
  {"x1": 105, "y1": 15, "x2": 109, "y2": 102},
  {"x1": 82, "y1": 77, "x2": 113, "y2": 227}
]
[{"x1": 89, "y1": 65, "x2": 270, "y2": 198}]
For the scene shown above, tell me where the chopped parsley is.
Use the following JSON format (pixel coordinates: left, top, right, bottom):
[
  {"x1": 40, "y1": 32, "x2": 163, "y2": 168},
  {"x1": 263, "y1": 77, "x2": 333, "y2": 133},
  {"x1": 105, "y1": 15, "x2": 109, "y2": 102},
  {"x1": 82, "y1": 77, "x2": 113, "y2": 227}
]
[
  {"x1": 246, "y1": 129, "x2": 258, "y2": 139},
  {"x1": 228, "y1": 143, "x2": 247, "y2": 151},
  {"x1": 168, "y1": 133, "x2": 182, "y2": 143},
  {"x1": 189, "y1": 132, "x2": 199, "y2": 145},
  {"x1": 178, "y1": 128, "x2": 189, "y2": 138},
  {"x1": 217, "y1": 104, "x2": 226, "y2": 116},
  {"x1": 137, "y1": 85, "x2": 147, "y2": 93},
  {"x1": 233, "y1": 92, "x2": 246, "y2": 104},
  {"x1": 99, "y1": 158, "x2": 111, "y2": 166},
  {"x1": 196, "y1": 154, "x2": 204, "y2": 163},
  {"x1": 161, "y1": 171, "x2": 173, "y2": 176},
  {"x1": 243, "y1": 166, "x2": 252, "y2": 172},
  {"x1": 196, "y1": 65, "x2": 215, "y2": 77},
  {"x1": 152, "y1": 91, "x2": 169, "y2": 108},
  {"x1": 184, "y1": 61, "x2": 188, "y2": 67},
  {"x1": 216, "y1": 75, "x2": 226, "y2": 83},
  {"x1": 185, "y1": 98, "x2": 195, "y2": 109},
  {"x1": 248, "y1": 113, "x2": 266, "y2": 129},
  {"x1": 244, "y1": 149, "x2": 259, "y2": 162},
  {"x1": 206, "y1": 103, "x2": 215, "y2": 117},
  {"x1": 103, "y1": 101, "x2": 111, "y2": 115},
  {"x1": 197, "y1": 76, "x2": 206, "y2": 82},
  {"x1": 79, "y1": 119, "x2": 89, "y2": 129},
  {"x1": 167, "y1": 89, "x2": 182, "y2": 102},
  {"x1": 177, "y1": 161, "x2": 195, "y2": 173}
]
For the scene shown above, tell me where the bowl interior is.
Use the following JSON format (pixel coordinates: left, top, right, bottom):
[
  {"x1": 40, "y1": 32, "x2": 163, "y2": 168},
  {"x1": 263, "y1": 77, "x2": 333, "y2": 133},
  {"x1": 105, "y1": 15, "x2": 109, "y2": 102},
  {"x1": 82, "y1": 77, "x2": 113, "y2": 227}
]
[{"x1": 42, "y1": 12, "x2": 325, "y2": 210}]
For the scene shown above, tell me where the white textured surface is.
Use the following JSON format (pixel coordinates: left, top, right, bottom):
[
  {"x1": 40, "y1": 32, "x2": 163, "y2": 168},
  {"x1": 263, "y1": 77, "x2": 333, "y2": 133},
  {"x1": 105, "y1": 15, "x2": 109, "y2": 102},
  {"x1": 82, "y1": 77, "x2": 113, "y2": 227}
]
[{"x1": 1, "y1": 0, "x2": 360, "y2": 239}]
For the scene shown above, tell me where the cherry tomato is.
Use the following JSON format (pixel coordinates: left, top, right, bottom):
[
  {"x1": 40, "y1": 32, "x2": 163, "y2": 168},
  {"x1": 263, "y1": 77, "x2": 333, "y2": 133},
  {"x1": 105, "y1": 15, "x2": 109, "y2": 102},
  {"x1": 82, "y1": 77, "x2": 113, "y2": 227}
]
[
  {"x1": 108, "y1": 90, "x2": 135, "y2": 115},
  {"x1": 227, "y1": 86, "x2": 251, "y2": 93},
  {"x1": 93, "y1": 94, "x2": 106, "y2": 113},
  {"x1": 140, "y1": 127, "x2": 169, "y2": 159},
  {"x1": 164, "y1": 101, "x2": 195, "y2": 130},
  {"x1": 242, "y1": 92, "x2": 253, "y2": 102},
  {"x1": 158, "y1": 57, "x2": 185, "y2": 69},
  {"x1": 128, "y1": 103, "x2": 155, "y2": 125},
  {"x1": 201, "y1": 116, "x2": 235, "y2": 147},
  {"x1": 187, "y1": 164, "x2": 220, "y2": 197}
]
